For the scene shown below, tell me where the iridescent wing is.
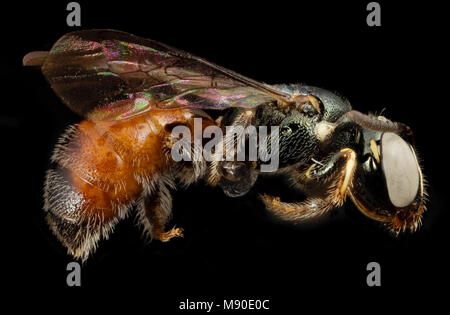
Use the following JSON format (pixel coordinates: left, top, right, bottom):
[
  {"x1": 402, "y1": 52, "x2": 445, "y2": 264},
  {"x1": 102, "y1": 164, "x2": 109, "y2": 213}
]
[{"x1": 24, "y1": 29, "x2": 293, "y2": 121}]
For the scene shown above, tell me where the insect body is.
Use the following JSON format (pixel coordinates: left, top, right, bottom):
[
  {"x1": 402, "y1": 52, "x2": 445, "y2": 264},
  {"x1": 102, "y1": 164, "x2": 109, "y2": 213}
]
[{"x1": 24, "y1": 30, "x2": 426, "y2": 261}]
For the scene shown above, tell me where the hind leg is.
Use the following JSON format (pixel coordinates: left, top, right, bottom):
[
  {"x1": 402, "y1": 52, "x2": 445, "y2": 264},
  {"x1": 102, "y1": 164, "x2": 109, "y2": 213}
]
[{"x1": 136, "y1": 180, "x2": 183, "y2": 242}]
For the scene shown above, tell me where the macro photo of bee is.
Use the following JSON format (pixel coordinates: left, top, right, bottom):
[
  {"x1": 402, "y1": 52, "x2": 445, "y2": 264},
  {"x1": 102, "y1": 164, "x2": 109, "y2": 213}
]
[{"x1": 24, "y1": 29, "x2": 426, "y2": 262}]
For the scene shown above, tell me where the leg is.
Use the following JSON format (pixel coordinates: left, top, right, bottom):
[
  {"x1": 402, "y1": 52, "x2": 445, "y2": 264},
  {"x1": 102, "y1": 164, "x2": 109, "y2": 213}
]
[
  {"x1": 136, "y1": 180, "x2": 183, "y2": 242},
  {"x1": 261, "y1": 148, "x2": 356, "y2": 222}
]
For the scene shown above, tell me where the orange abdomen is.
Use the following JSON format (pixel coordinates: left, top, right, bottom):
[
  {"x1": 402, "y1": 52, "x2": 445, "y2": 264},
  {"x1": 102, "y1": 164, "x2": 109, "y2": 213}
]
[
  {"x1": 44, "y1": 106, "x2": 210, "y2": 260},
  {"x1": 49, "y1": 108, "x2": 185, "y2": 221}
]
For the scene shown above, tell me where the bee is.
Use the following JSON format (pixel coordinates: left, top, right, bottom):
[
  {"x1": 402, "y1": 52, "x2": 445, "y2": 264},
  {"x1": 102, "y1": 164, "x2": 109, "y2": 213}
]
[{"x1": 24, "y1": 29, "x2": 426, "y2": 262}]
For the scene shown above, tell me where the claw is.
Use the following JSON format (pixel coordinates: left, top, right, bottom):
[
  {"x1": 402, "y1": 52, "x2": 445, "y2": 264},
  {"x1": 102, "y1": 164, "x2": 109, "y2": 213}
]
[
  {"x1": 261, "y1": 194, "x2": 281, "y2": 207},
  {"x1": 159, "y1": 227, "x2": 184, "y2": 242}
]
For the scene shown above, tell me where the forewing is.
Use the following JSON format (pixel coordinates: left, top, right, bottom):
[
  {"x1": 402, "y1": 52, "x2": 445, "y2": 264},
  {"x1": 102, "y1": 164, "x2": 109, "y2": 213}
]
[{"x1": 30, "y1": 29, "x2": 289, "y2": 120}]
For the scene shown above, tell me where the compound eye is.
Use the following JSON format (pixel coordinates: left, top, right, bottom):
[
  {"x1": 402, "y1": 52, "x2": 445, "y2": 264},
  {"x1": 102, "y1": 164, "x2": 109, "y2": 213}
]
[{"x1": 381, "y1": 132, "x2": 420, "y2": 208}]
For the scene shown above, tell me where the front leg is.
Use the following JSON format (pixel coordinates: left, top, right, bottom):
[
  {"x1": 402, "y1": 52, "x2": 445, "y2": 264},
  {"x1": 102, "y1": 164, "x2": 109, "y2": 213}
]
[{"x1": 262, "y1": 148, "x2": 357, "y2": 222}]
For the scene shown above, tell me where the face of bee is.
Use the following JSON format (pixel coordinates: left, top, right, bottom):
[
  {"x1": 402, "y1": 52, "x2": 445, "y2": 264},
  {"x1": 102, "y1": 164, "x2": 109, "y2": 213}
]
[
  {"x1": 265, "y1": 85, "x2": 425, "y2": 232},
  {"x1": 348, "y1": 128, "x2": 425, "y2": 232}
]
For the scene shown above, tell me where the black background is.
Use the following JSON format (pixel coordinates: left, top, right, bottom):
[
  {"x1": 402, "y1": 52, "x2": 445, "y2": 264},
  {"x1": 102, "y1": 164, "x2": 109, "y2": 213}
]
[{"x1": 2, "y1": 0, "x2": 447, "y2": 312}]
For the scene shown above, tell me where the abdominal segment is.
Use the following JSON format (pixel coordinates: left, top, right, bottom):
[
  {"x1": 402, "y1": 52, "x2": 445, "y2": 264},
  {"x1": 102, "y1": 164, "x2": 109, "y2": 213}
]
[{"x1": 44, "y1": 111, "x2": 170, "y2": 261}]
